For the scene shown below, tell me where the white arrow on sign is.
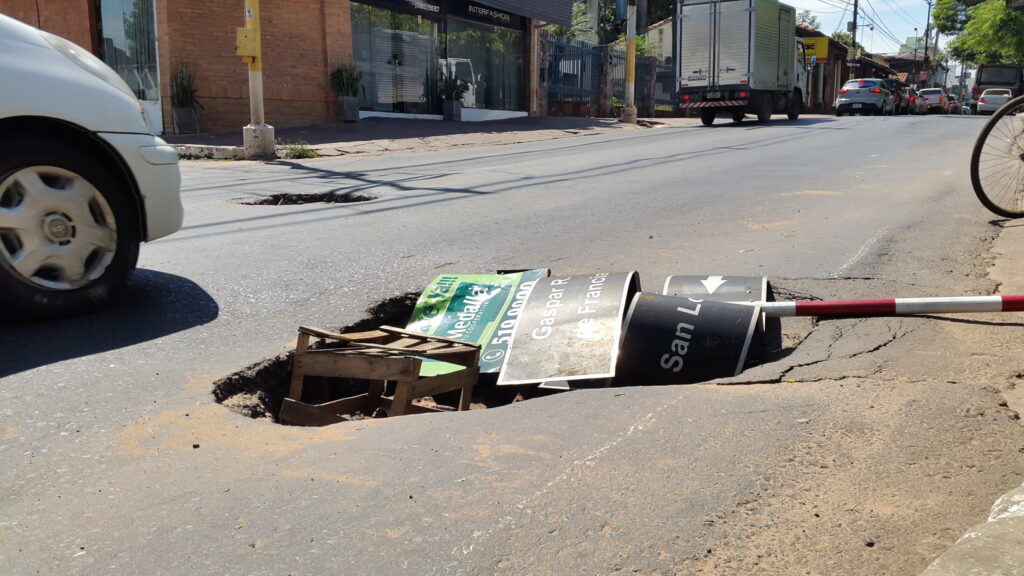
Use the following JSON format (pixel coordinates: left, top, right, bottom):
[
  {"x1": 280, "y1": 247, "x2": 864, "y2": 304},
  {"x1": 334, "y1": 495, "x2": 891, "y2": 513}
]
[{"x1": 700, "y1": 275, "x2": 727, "y2": 294}]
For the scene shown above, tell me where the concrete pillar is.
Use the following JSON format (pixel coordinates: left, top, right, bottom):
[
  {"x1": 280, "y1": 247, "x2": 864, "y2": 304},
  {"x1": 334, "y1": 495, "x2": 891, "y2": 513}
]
[{"x1": 244, "y1": 124, "x2": 276, "y2": 159}]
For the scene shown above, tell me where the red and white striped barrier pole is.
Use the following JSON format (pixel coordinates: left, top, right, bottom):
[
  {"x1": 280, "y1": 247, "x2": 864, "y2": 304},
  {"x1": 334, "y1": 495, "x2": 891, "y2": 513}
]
[{"x1": 733, "y1": 295, "x2": 1024, "y2": 318}]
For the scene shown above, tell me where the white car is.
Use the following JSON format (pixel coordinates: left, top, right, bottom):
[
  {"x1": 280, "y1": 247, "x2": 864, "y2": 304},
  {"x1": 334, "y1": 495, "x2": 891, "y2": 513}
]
[
  {"x1": 977, "y1": 88, "x2": 1014, "y2": 115},
  {"x1": 0, "y1": 14, "x2": 182, "y2": 320}
]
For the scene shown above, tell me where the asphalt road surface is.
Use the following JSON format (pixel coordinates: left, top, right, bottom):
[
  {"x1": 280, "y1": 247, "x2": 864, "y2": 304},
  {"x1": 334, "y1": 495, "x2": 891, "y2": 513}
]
[{"x1": 4, "y1": 113, "x2": 1024, "y2": 575}]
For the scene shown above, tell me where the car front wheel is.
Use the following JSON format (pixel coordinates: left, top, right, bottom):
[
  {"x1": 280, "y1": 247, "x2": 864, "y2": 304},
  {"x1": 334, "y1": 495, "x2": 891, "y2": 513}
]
[{"x1": 0, "y1": 135, "x2": 139, "y2": 321}]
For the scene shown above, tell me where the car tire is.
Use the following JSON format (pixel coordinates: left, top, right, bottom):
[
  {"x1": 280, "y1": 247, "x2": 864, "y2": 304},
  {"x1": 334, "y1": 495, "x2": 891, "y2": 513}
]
[
  {"x1": 700, "y1": 109, "x2": 716, "y2": 126},
  {"x1": 0, "y1": 134, "x2": 140, "y2": 321},
  {"x1": 835, "y1": 110, "x2": 843, "y2": 117}
]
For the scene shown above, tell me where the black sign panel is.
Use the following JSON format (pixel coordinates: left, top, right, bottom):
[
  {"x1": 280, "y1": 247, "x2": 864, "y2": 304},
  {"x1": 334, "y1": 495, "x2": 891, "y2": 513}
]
[
  {"x1": 447, "y1": 2, "x2": 524, "y2": 28},
  {"x1": 614, "y1": 293, "x2": 760, "y2": 385},
  {"x1": 497, "y1": 272, "x2": 640, "y2": 386},
  {"x1": 663, "y1": 275, "x2": 766, "y2": 302},
  {"x1": 471, "y1": 0, "x2": 572, "y2": 27}
]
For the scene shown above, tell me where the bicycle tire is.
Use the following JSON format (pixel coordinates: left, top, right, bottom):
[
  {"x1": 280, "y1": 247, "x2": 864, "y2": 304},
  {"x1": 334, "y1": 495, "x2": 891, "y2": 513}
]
[{"x1": 970, "y1": 93, "x2": 1024, "y2": 218}]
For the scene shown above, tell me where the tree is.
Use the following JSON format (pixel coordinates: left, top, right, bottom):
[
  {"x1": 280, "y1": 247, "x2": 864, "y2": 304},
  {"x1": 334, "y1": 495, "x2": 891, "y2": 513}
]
[
  {"x1": 550, "y1": 2, "x2": 594, "y2": 39},
  {"x1": 831, "y1": 31, "x2": 863, "y2": 50},
  {"x1": 798, "y1": 9, "x2": 821, "y2": 30},
  {"x1": 933, "y1": 0, "x2": 985, "y2": 36},
  {"x1": 945, "y1": 0, "x2": 1024, "y2": 64},
  {"x1": 596, "y1": 0, "x2": 626, "y2": 44}
]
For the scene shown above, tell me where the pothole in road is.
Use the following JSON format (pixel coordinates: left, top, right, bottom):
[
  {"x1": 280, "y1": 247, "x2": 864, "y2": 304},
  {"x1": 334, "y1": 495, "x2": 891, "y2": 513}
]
[
  {"x1": 212, "y1": 287, "x2": 804, "y2": 425},
  {"x1": 237, "y1": 191, "x2": 377, "y2": 205},
  {"x1": 211, "y1": 292, "x2": 561, "y2": 422}
]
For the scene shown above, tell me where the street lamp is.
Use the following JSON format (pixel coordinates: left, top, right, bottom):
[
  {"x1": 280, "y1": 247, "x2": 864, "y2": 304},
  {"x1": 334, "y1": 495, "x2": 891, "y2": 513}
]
[{"x1": 913, "y1": 27, "x2": 919, "y2": 88}]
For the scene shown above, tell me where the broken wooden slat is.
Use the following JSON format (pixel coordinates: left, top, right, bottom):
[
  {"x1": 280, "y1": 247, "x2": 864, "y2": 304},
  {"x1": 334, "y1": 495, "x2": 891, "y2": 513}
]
[{"x1": 279, "y1": 398, "x2": 346, "y2": 427}]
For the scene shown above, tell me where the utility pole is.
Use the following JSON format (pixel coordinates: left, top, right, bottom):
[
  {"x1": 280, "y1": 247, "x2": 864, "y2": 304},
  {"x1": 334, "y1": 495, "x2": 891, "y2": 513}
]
[
  {"x1": 849, "y1": 0, "x2": 859, "y2": 81},
  {"x1": 235, "y1": 0, "x2": 275, "y2": 159},
  {"x1": 621, "y1": 2, "x2": 637, "y2": 123},
  {"x1": 912, "y1": 27, "x2": 918, "y2": 88},
  {"x1": 922, "y1": 0, "x2": 933, "y2": 88}
]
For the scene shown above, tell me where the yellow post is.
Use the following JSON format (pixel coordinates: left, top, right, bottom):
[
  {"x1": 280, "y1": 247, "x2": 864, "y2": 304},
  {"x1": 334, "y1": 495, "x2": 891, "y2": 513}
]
[{"x1": 235, "y1": 0, "x2": 275, "y2": 158}]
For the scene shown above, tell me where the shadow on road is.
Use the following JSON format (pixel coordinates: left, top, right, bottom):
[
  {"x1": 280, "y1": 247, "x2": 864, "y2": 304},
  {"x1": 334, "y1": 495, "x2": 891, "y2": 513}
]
[{"x1": 0, "y1": 270, "x2": 218, "y2": 378}]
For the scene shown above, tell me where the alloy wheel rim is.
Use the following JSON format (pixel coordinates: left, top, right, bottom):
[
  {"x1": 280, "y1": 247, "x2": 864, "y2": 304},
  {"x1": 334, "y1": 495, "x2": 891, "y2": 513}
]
[{"x1": 0, "y1": 166, "x2": 117, "y2": 291}]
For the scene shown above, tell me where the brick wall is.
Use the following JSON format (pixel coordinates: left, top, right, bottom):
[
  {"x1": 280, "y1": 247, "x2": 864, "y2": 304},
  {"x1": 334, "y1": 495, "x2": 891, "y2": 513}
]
[
  {"x1": 160, "y1": 0, "x2": 352, "y2": 133},
  {"x1": 3, "y1": 0, "x2": 97, "y2": 51}
]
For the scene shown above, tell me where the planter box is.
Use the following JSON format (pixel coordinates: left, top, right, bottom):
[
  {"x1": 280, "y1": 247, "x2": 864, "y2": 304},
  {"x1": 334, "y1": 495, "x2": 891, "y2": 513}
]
[
  {"x1": 172, "y1": 107, "x2": 199, "y2": 134},
  {"x1": 338, "y1": 96, "x2": 360, "y2": 123},
  {"x1": 443, "y1": 100, "x2": 462, "y2": 121}
]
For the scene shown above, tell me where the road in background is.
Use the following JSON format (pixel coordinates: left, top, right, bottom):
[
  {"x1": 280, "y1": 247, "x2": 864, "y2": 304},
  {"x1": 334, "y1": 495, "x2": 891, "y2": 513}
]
[{"x1": 4, "y1": 113, "x2": 1024, "y2": 575}]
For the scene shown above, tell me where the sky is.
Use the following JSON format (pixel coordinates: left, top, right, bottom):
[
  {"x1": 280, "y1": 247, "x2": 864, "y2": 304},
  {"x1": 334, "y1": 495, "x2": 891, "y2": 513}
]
[{"x1": 784, "y1": 0, "x2": 944, "y2": 56}]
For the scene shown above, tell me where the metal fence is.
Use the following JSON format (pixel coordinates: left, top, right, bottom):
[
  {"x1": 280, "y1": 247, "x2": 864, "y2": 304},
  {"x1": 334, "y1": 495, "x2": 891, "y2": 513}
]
[
  {"x1": 547, "y1": 37, "x2": 602, "y2": 115},
  {"x1": 547, "y1": 35, "x2": 678, "y2": 117}
]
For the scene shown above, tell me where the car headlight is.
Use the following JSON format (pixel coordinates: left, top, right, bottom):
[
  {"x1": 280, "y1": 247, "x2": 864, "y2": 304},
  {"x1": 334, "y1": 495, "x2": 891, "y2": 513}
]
[{"x1": 40, "y1": 30, "x2": 137, "y2": 101}]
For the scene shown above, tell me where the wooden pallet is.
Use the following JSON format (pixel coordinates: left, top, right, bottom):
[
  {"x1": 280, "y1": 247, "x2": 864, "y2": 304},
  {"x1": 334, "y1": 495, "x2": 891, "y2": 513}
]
[{"x1": 278, "y1": 325, "x2": 480, "y2": 426}]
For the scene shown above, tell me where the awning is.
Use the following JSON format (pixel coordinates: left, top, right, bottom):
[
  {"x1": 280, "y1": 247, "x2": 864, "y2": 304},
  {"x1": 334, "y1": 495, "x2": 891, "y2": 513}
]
[{"x1": 473, "y1": 0, "x2": 573, "y2": 26}]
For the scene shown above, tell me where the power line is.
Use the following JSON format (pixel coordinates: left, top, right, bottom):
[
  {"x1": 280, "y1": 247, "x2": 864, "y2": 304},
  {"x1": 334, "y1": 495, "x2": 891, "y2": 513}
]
[{"x1": 861, "y1": 0, "x2": 903, "y2": 47}]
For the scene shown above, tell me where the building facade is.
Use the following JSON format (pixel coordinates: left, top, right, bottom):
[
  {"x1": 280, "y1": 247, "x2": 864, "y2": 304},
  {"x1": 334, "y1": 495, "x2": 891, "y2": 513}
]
[{"x1": 2, "y1": 0, "x2": 570, "y2": 133}]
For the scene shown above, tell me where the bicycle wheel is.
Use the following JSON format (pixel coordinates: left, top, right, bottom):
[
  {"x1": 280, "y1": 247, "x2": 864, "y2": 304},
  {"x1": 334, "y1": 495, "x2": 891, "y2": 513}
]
[{"x1": 970, "y1": 93, "x2": 1024, "y2": 218}]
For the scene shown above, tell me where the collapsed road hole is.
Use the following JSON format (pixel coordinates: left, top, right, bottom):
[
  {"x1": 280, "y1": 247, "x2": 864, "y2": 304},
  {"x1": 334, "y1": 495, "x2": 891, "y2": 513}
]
[
  {"x1": 238, "y1": 191, "x2": 377, "y2": 206},
  {"x1": 212, "y1": 286, "x2": 799, "y2": 425}
]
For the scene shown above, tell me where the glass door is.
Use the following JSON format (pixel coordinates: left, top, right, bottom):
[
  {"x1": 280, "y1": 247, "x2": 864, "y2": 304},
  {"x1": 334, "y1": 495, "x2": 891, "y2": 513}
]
[
  {"x1": 98, "y1": 0, "x2": 162, "y2": 133},
  {"x1": 352, "y1": 3, "x2": 440, "y2": 114}
]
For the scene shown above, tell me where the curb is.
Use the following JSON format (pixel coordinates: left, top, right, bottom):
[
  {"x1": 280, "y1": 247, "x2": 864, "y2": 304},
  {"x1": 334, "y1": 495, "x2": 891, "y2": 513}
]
[{"x1": 174, "y1": 144, "x2": 245, "y2": 160}]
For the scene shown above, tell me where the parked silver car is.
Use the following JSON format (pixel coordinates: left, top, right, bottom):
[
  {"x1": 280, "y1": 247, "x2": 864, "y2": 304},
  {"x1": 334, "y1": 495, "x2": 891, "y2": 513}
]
[
  {"x1": 904, "y1": 87, "x2": 927, "y2": 114},
  {"x1": 977, "y1": 88, "x2": 1013, "y2": 115},
  {"x1": 835, "y1": 78, "x2": 896, "y2": 116},
  {"x1": 917, "y1": 88, "x2": 948, "y2": 114}
]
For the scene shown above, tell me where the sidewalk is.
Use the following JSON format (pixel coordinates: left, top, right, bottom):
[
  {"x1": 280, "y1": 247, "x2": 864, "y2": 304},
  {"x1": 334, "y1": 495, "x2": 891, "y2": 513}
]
[{"x1": 163, "y1": 115, "x2": 699, "y2": 159}]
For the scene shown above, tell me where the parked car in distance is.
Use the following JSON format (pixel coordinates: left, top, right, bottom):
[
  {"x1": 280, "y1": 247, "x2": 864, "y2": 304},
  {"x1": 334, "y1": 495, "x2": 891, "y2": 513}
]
[
  {"x1": 0, "y1": 14, "x2": 183, "y2": 321},
  {"x1": 977, "y1": 88, "x2": 1013, "y2": 114},
  {"x1": 947, "y1": 96, "x2": 959, "y2": 114},
  {"x1": 881, "y1": 78, "x2": 908, "y2": 114},
  {"x1": 835, "y1": 78, "x2": 896, "y2": 116},
  {"x1": 970, "y1": 63, "x2": 1024, "y2": 113},
  {"x1": 903, "y1": 87, "x2": 927, "y2": 114},
  {"x1": 918, "y1": 88, "x2": 948, "y2": 113}
]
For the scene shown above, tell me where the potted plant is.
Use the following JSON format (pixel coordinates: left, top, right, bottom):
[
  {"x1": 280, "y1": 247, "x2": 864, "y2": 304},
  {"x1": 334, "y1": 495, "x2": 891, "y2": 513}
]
[
  {"x1": 439, "y1": 70, "x2": 470, "y2": 121},
  {"x1": 170, "y1": 58, "x2": 202, "y2": 134},
  {"x1": 330, "y1": 64, "x2": 363, "y2": 122}
]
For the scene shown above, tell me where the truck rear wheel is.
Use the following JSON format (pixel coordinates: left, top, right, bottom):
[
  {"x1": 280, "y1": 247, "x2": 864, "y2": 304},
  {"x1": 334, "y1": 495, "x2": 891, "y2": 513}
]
[
  {"x1": 700, "y1": 109, "x2": 716, "y2": 126},
  {"x1": 731, "y1": 110, "x2": 745, "y2": 122},
  {"x1": 757, "y1": 94, "x2": 772, "y2": 123},
  {"x1": 787, "y1": 92, "x2": 802, "y2": 120}
]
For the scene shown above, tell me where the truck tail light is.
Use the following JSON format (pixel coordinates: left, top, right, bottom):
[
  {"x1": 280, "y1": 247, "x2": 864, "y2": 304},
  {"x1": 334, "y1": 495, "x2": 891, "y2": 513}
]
[
  {"x1": 737, "y1": 91, "x2": 747, "y2": 98},
  {"x1": 682, "y1": 94, "x2": 692, "y2": 101}
]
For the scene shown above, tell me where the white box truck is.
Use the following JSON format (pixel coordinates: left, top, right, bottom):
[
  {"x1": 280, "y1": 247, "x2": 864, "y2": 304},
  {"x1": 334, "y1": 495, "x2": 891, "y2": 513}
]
[{"x1": 675, "y1": 0, "x2": 807, "y2": 125}]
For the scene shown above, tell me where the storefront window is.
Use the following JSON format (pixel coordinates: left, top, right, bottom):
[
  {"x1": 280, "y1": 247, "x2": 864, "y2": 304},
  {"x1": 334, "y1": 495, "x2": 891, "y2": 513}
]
[
  {"x1": 351, "y1": 2, "x2": 440, "y2": 114},
  {"x1": 351, "y1": 1, "x2": 525, "y2": 114},
  {"x1": 443, "y1": 17, "x2": 522, "y2": 111},
  {"x1": 99, "y1": 0, "x2": 159, "y2": 101}
]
